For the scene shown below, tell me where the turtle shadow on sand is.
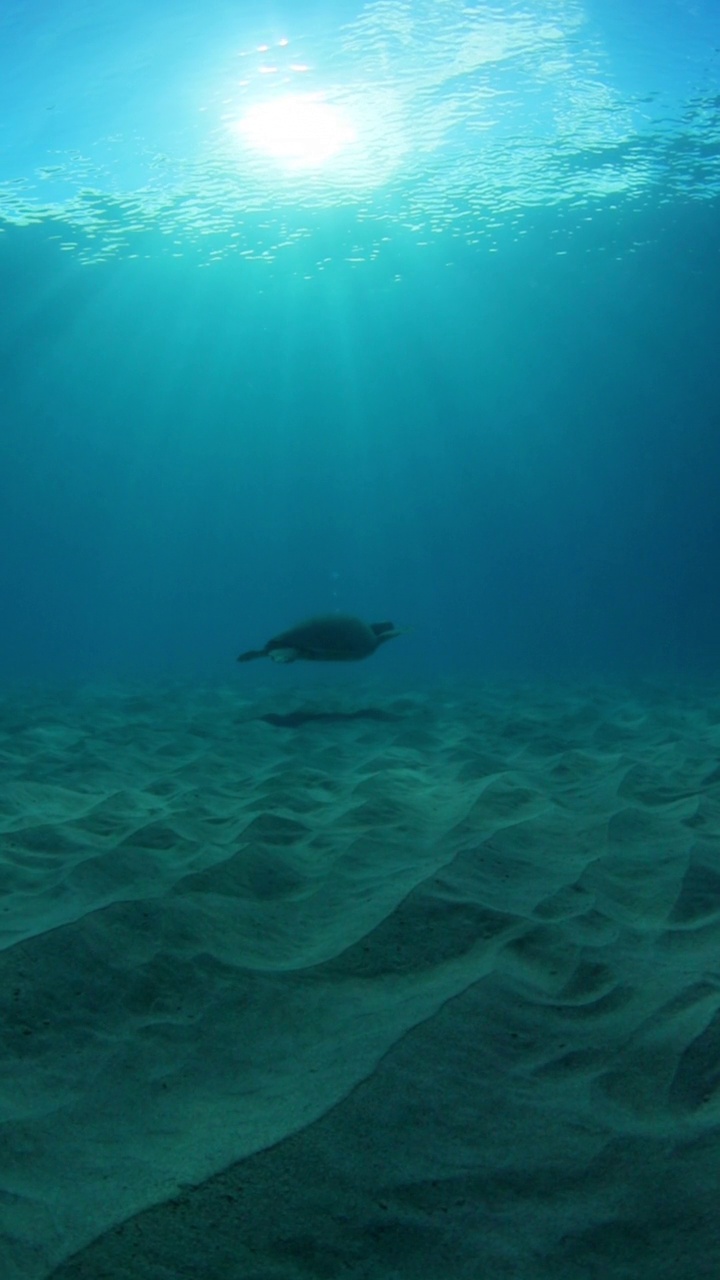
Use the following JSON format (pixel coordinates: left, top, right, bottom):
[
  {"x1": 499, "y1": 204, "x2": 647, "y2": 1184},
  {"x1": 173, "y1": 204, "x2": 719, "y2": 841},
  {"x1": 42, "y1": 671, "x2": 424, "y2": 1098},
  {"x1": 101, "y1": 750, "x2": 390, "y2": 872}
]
[
  {"x1": 258, "y1": 707, "x2": 400, "y2": 729},
  {"x1": 237, "y1": 614, "x2": 409, "y2": 665}
]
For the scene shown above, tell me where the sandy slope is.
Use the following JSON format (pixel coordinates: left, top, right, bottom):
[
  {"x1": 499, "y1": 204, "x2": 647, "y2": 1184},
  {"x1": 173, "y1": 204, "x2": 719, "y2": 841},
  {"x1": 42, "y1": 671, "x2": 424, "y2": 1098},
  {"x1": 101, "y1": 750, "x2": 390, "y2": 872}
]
[{"x1": 1, "y1": 678, "x2": 719, "y2": 1279}]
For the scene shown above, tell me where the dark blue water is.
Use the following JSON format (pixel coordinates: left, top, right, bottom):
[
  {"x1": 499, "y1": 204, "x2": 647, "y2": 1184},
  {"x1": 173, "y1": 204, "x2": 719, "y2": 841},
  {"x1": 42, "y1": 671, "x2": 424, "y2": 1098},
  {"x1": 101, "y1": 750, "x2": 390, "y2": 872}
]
[{"x1": 2, "y1": 202, "x2": 719, "y2": 685}]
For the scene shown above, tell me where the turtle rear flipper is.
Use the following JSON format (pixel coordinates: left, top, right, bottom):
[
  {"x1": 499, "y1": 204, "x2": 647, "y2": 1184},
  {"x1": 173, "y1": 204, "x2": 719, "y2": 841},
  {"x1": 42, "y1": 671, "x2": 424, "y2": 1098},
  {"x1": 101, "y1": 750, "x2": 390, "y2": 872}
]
[
  {"x1": 268, "y1": 646, "x2": 299, "y2": 663},
  {"x1": 237, "y1": 647, "x2": 268, "y2": 662}
]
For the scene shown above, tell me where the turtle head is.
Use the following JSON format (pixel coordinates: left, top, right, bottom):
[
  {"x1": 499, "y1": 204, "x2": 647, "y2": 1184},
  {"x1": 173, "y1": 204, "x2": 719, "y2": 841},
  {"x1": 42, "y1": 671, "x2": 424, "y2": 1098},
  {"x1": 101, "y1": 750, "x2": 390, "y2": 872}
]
[{"x1": 369, "y1": 621, "x2": 410, "y2": 648}]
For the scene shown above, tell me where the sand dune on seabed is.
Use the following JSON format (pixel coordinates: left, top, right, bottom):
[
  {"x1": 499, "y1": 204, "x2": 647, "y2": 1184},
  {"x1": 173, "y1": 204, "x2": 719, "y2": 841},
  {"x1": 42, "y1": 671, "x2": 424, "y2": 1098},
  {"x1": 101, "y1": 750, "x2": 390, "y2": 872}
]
[{"x1": 1, "y1": 678, "x2": 720, "y2": 1280}]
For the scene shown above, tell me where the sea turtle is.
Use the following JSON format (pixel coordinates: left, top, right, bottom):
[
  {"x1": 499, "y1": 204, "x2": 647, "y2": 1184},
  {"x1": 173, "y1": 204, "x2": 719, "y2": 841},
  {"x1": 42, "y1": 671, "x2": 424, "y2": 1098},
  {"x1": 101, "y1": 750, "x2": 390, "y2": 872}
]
[{"x1": 237, "y1": 614, "x2": 407, "y2": 664}]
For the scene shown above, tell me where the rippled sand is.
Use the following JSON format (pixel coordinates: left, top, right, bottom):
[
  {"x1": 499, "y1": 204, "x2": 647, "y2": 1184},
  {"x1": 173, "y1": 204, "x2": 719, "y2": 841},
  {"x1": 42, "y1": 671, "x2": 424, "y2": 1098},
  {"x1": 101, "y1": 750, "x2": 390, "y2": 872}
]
[{"x1": 1, "y1": 678, "x2": 719, "y2": 1279}]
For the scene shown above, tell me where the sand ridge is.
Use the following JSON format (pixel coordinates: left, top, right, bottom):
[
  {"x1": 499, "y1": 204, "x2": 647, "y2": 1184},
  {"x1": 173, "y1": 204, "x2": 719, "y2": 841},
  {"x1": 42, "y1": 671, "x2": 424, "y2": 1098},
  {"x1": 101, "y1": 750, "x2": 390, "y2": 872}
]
[{"x1": 1, "y1": 678, "x2": 719, "y2": 1278}]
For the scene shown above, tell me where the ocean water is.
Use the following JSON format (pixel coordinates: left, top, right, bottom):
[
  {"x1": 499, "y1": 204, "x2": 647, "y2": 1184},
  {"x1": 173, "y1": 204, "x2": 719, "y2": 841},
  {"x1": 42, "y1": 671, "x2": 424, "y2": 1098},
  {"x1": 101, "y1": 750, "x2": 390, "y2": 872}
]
[
  {"x1": 2, "y1": 3, "x2": 720, "y2": 1279},
  {"x1": 1, "y1": 0, "x2": 719, "y2": 685}
]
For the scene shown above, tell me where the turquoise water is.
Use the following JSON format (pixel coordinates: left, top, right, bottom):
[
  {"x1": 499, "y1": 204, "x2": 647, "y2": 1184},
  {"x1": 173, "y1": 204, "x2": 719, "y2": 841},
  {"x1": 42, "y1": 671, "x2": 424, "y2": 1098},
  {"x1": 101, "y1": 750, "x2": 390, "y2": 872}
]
[
  {"x1": 1, "y1": 0, "x2": 719, "y2": 680},
  {"x1": 3, "y1": 9, "x2": 720, "y2": 1278}
]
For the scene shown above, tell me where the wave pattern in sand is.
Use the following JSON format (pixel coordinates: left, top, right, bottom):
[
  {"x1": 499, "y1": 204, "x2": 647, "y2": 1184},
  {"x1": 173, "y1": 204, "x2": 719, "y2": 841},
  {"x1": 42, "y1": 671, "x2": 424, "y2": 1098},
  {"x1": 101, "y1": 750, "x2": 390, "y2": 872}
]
[{"x1": 1, "y1": 680, "x2": 719, "y2": 1279}]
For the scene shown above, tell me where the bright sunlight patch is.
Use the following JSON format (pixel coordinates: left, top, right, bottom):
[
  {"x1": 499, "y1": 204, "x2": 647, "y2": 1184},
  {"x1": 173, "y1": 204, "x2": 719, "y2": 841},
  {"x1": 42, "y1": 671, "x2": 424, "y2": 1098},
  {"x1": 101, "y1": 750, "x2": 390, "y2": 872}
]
[{"x1": 233, "y1": 94, "x2": 357, "y2": 170}]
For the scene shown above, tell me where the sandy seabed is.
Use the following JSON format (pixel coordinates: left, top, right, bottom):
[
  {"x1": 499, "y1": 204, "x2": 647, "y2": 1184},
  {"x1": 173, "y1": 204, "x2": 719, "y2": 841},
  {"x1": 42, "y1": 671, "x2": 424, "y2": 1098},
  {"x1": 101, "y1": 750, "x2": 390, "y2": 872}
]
[{"x1": 1, "y1": 675, "x2": 719, "y2": 1280}]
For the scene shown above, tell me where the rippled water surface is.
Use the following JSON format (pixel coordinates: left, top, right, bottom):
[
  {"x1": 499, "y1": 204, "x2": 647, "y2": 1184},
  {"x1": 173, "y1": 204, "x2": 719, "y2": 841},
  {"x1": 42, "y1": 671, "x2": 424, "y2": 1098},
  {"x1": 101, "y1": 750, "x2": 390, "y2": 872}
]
[{"x1": 1, "y1": 0, "x2": 718, "y2": 266}]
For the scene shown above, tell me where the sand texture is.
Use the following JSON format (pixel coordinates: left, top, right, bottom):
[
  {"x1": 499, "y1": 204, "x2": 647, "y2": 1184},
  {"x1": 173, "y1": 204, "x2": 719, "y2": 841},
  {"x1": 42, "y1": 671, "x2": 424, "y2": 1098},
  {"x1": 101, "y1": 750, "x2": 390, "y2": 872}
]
[{"x1": 1, "y1": 678, "x2": 720, "y2": 1279}]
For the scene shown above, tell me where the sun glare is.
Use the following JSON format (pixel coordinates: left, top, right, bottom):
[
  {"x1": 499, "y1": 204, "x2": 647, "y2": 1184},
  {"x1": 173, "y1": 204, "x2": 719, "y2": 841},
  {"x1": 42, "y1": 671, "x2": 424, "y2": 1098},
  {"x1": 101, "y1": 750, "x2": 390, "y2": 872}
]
[{"x1": 234, "y1": 93, "x2": 356, "y2": 170}]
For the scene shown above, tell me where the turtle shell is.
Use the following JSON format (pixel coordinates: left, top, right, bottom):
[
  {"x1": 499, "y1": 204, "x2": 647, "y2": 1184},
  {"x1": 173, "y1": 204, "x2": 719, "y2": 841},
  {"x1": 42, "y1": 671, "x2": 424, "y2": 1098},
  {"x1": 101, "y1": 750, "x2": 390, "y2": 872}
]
[{"x1": 267, "y1": 615, "x2": 381, "y2": 662}]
